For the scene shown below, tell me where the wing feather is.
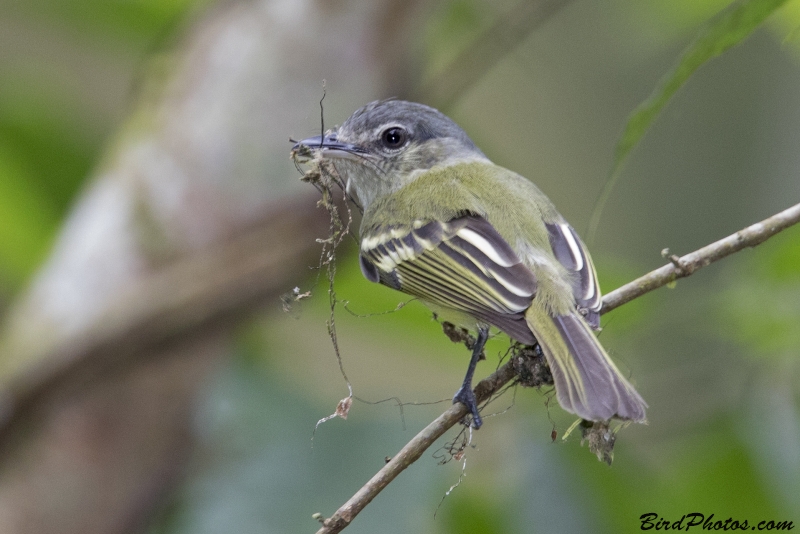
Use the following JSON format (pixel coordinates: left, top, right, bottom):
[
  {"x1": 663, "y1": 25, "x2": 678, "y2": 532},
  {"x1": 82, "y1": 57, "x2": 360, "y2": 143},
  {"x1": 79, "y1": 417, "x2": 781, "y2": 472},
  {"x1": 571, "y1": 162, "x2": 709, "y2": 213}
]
[
  {"x1": 360, "y1": 215, "x2": 538, "y2": 344},
  {"x1": 545, "y1": 222, "x2": 602, "y2": 328}
]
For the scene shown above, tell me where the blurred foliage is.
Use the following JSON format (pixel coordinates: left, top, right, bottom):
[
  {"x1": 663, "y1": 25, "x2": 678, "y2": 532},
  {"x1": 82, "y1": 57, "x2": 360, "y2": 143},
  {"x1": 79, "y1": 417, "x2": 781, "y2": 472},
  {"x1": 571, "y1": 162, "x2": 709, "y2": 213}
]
[
  {"x1": 439, "y1": 486, "x2": 515, "y2": 534},
  {"x1": 0, "y1": 0, "x2": 207, "y2": 289},
  {"x1": 423, "y1": 0, "x2": 492, "y2": 77},
  {"x1": 718, "y1": 226, "x2": 800, "y2": 358},
  {"x1": 2, "y1": 0, "x2": 800, "y2": 533},
  {"x1": 4, "y1": 0, "x2": 200, "y2": 43},
  {"x1": 590, "y1": 0, "x2": 791, "y2": 242}
]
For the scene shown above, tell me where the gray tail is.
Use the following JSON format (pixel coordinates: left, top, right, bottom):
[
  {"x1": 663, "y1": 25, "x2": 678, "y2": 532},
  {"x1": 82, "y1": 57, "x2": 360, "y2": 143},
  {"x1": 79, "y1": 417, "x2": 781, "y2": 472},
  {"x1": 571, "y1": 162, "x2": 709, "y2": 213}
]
[{"x1": 527, "y1": 311, "x2": 647, "y2": 422}]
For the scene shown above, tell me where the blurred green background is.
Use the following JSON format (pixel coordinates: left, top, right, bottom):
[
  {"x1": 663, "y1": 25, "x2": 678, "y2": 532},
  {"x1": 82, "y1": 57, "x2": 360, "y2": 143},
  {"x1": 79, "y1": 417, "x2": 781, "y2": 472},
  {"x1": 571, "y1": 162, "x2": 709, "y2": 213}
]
[{"x1": 1, "y1": 0, "x2": 799, "y2": 533}]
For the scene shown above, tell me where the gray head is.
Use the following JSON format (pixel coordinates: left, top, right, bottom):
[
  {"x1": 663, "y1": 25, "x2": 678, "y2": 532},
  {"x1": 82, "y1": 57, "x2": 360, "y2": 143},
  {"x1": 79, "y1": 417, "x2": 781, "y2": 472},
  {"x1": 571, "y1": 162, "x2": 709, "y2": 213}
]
[{"x1": 294, "y1": 100, "x2": 486, "y2": 209}]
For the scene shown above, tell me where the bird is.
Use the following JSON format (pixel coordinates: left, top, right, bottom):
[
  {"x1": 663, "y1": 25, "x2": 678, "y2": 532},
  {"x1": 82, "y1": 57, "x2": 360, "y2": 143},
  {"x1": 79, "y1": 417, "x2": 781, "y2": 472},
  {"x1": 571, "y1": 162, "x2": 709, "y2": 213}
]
[{"x1": 293, "y1": 99, "x2": 646, "y2": 429}]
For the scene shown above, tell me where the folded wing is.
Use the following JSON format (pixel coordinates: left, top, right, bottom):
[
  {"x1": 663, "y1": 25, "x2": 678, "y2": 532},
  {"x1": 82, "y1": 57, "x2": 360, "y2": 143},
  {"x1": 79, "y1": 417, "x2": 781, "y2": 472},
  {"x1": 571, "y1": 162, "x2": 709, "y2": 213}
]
[
  {"x1": 359, "y1": 215, "x2": 538, "y2": 344},
  {"x1": 545, "y1": 222, "x2": 602, "y2": 328}
]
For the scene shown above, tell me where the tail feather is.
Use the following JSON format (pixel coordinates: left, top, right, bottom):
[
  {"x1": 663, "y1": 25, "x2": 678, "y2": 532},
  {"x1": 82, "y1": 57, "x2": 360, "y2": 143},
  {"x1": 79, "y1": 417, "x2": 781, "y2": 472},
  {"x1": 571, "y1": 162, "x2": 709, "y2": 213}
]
[{"x1": 526, "y1": 310, "x2": 647, "y2": 422}]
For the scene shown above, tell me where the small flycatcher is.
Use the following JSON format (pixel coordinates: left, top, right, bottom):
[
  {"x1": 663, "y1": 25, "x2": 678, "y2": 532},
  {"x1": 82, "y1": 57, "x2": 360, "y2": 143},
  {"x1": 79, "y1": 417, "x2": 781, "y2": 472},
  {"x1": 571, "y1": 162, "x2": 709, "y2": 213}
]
[{"x1": 294, "y1": 99, "x2": 646, "y2": 429}]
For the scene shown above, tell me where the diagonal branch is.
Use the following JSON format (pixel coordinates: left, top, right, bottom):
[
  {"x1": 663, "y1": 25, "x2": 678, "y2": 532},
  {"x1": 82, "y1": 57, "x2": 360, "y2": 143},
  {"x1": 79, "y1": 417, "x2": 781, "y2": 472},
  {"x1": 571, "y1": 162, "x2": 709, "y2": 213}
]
[
  {"x1": 313, "y1": 201, "x2": 800, "y2": 534},
  {"x1": 601, "y1": 201, "x2": 800, "y2": 313}
]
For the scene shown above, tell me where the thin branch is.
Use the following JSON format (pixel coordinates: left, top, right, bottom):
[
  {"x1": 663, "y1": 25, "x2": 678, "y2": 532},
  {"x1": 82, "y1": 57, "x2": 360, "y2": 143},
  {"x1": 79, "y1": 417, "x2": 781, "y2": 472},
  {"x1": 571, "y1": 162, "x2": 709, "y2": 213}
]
[
  {"x1": 315, "y1": 365, "x2": 515, "y2": 534},
  {"x1": 313, "y1": 201, "x2": 800, "y2": 534},
  {"x1": 601, "y1": 201, "x2": 800, "y2": 313}
]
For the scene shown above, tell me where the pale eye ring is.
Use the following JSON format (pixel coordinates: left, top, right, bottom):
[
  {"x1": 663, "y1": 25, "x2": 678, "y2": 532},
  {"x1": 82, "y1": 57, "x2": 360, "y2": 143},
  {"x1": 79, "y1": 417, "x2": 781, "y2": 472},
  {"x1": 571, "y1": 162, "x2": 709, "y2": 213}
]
[{"x1": 381, "y1": 127, "x2": 408, "y2": 149}]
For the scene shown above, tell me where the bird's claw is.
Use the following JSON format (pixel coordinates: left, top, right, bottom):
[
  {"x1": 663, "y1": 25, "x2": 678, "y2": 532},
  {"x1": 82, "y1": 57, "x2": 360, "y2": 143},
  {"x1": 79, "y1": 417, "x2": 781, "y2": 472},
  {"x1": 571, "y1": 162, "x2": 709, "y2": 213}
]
[{"x1": 453, "y1": 386, "x2": 482, "y2": 429}]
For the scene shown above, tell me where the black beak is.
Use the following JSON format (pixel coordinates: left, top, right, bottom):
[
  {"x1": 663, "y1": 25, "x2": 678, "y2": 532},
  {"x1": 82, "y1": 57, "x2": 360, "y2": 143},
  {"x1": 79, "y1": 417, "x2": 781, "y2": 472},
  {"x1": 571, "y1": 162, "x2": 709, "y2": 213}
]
[{"x1": 292, "y1": 133, "x2": 364, "y2": 161}]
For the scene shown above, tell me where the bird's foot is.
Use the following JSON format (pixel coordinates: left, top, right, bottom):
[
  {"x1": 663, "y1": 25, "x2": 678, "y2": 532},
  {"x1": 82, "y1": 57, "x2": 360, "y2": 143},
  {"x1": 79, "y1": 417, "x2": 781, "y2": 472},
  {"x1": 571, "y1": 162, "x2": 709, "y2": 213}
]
[{"x1": 453, "y1": 385, "x2": 482, "y2": 429}]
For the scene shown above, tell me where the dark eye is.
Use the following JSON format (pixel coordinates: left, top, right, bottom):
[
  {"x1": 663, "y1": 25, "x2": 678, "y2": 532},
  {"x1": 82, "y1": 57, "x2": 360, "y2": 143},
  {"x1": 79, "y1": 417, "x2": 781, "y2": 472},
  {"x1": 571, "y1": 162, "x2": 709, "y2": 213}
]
[{"x1": 381, "y1": 127, "x2": 407, "y2": 149}]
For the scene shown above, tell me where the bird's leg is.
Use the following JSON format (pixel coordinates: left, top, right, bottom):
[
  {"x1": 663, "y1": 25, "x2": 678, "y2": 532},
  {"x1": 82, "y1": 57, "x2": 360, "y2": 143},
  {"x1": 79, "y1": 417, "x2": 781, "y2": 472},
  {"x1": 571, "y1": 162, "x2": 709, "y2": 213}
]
[{"x1": 452, "y1": 325, "x2": 489, "y2": 429}]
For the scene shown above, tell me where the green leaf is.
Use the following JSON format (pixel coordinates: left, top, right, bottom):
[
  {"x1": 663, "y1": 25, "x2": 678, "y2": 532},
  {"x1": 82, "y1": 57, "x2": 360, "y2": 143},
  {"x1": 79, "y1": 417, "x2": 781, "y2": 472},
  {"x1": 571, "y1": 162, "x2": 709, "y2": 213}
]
[{"x1": 588, "y1": 0, "x2": 790, "y2": 243}]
